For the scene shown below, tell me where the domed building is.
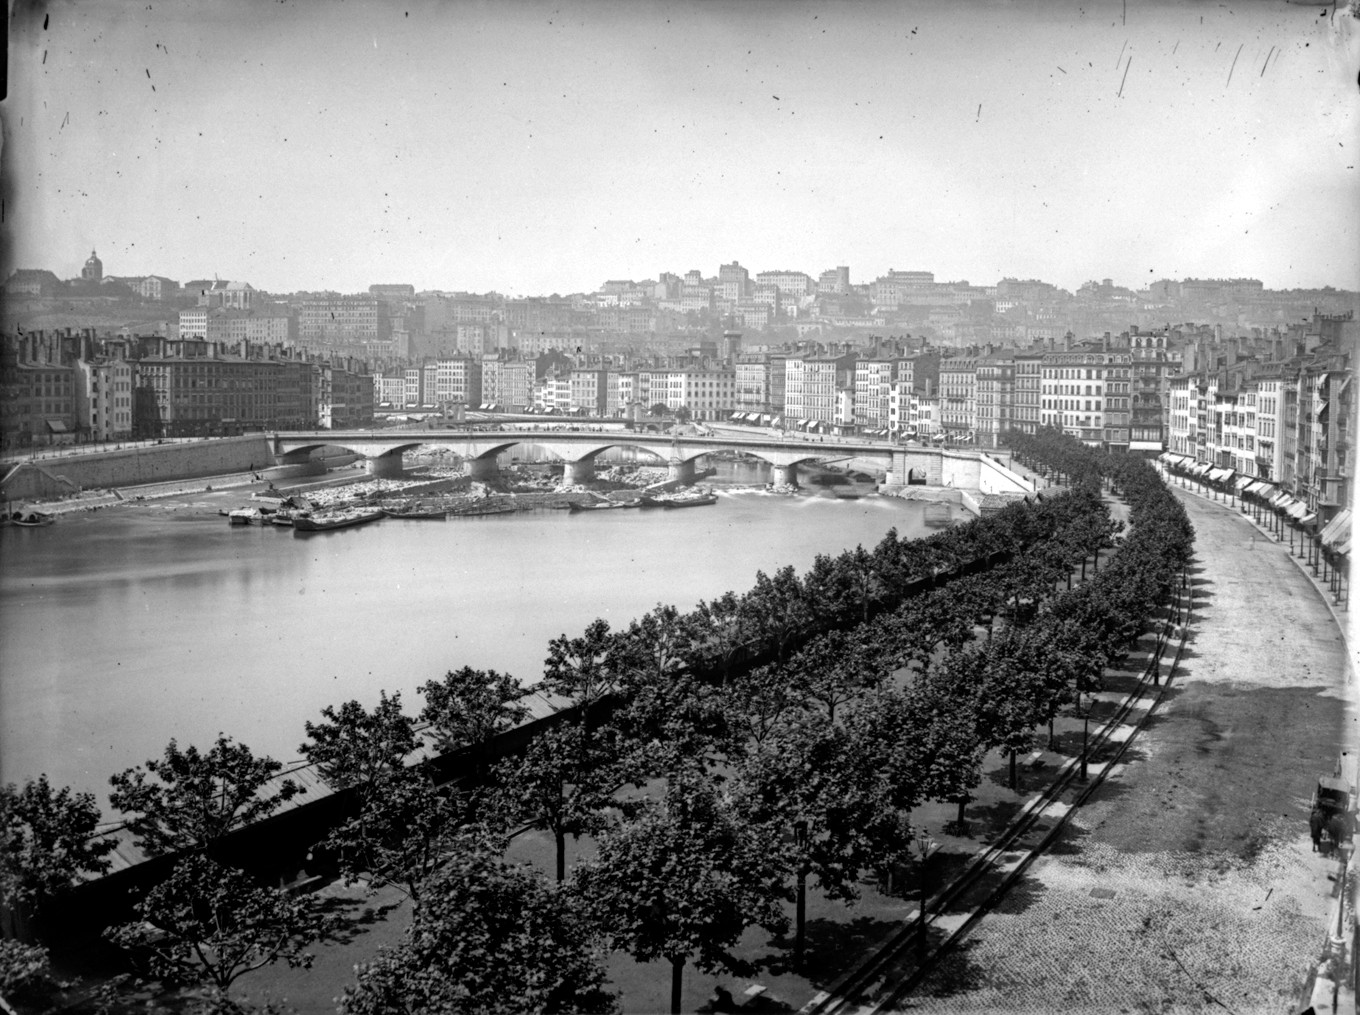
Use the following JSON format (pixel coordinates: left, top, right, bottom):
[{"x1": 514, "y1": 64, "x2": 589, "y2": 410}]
[{"x1": 80, "y1": 249, "x2": 103, "y2": 282}]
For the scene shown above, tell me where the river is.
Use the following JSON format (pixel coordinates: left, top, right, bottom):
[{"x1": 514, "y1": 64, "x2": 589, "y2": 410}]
[{"x1": 0, "y1": 462, "x2": 963, "y2": 803}]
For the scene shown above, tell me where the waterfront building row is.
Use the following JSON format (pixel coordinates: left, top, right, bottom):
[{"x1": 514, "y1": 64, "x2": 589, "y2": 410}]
[
  {"x1": 1166, "y1": 312, "x2": 1357, "y2": 512},
  {"x1": 0, "y1": 331, "x2": 375, "y2": 448}
]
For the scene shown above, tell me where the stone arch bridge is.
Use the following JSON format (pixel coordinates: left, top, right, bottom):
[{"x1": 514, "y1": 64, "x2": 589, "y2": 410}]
[{"x1": 268, "y1": 429, "x2": 1034, "y2": 493}]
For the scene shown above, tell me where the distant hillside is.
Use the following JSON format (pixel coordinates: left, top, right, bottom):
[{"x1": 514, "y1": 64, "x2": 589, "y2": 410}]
[{"x1": 2, "y1": 298, "x2": 176, "y2": 334}]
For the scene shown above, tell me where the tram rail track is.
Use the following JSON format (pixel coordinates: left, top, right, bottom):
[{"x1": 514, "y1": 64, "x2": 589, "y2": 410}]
[{"x1": 800, "y1": 579, "x2": 1195, "y2": 1015}]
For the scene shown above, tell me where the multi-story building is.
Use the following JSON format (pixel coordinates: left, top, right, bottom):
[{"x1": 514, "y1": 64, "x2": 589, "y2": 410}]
[
  {"x1": 638, "y1": 367, "x2": 736, "y2": 421},
  {"x1": 605, "y1": 370, "x2": 638, "y2": 416},
  {"x1": 0, "y1": 334, "x2": 78, "y2": 448},
  {"x1": 785, "y1": 354, "x2": 853, "y2": 424},
  {"x1": 938, "y1": 355, "x2": 978, "y2": 436},
  {"x1": 570, "y1": 368, "x2": 607, "y2": 416},
  {"x1": 817, "y1": 266, "x2": 851, "y2": 295},
  {"x1": 1127, "y1": 327, "x2": 1182, "y2": 452},
  {"x1": 975, "y1": 350, "x2": 1016, "y2": 448},
  {"x1": 298, "y1": 294, "x2": 391, "y2": 353},
  {"x1": 717, "y1": 262, "x2": 750, "y2": 303},
  {"x1": 535, "y1": 371, "x2": 573, "y2": 413},
  {"x1": 178, "y1": 307, "x2": 297, "y2": 346},
  {"x1": 735, "y1": 354, "x2": 787, "y2": 416},
  {"x1": 375, "y1": 373, "x2": 406, "y2": 407},
  {"x1": 132, "y1": 276, "x2": 180, "y2": 301},
  {"x1": 481, "y1": 354, "x2": 533, "y2": 409},
  {"x1": 754, "y1": 271, "x2": 814, "y2": 299},
  {"x1": 1039, "y1": 345, "x2": 1132, "y2": 448},
  {"x1": 853, "y1": 357, "x2": 902, "y2": 430},
  {"x1": 888, "y1": 383, "x2": 940, "y2": 438},
  {"x1": 433, "y1": 357, "x2": 482, "y2": 407},
  {"x1": 1013, "y1": 348, "x2": 1044, "y2": 436},
  {"x1": 74, "y1": 353, "x2": 135, "y2": 441}
]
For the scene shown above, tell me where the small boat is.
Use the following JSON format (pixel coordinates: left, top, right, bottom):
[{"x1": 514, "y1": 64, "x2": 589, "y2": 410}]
[
  {"x1": 567, "y1": 499, "x2": 630, "y2": 513},
  {"x1": 293, "y1": 510, "x2": 385, "y2": 533},
  {"x1": 660, "y1": 493, "x2": 718, "y2": 509},
  {"x1": 382, "y1": 505, "x2": 448, "y2": 520},
  {"x1": 9, "y1": 510, "x2": 55, "y2": 527},
  {"x1": 450, "y1": 503, "x2": 517, "y2": 517}
]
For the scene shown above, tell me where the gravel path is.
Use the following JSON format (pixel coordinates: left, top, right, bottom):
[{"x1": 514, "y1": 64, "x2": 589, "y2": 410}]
[{"x1": 901, "y1": 488, "x2": 1355, "y2": 1014}]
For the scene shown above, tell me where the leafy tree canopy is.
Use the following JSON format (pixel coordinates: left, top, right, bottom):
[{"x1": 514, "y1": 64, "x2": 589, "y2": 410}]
[{"x1": 108, "y1": 736, "x2": 300, "y2": 857}]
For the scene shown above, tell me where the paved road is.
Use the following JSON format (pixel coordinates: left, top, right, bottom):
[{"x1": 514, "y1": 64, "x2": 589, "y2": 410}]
[{"x1": 903, "y1": 487, "x2": 1355, "y2": 1014}]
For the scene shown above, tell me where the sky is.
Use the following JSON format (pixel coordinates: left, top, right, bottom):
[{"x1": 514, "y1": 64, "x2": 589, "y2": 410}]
[{"x1": 3, "y1": 0, "x2": 1358, "y2": 296}]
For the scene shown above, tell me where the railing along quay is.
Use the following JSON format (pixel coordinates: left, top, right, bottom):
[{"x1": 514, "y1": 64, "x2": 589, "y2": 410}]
[{"x1": 800, "y1": 578, "x2": 1194, "y2": 1015}]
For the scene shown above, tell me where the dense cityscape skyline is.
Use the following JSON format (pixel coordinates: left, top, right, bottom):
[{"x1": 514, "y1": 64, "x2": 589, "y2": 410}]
[{"x1": 4, "y1": 1, "x2": 1358, "y2": 296}]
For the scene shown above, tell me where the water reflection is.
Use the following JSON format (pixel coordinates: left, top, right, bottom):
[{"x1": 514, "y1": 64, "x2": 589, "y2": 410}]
[{"x1": 0, "y1": 480, "x2": 955, "y2": 801}]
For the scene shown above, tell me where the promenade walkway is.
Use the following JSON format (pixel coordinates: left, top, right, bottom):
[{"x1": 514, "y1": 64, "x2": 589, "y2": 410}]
[{"x1": 902, "y1": 482, "x2": 1356, "y2": 1013}]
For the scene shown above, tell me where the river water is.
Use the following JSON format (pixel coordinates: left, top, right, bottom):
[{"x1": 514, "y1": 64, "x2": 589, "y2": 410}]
[{"x1": 0, "y1": 462, "x2": 961, "y2": 802}]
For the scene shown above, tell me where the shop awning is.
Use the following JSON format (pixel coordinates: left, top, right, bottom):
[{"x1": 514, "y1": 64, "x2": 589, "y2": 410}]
[
  {"x1": 45, "y1": 418, "x2": 69, "y2": 433},
  {"x1": 1131, "y1": 440, "x2": 1163, "y2": 451},
  {"x1": 1233, "y1": 475, "x2": 1256, "y2": 492},
  {"x1": 1207, "y1": 467, "x2": 1233, "y2": 483},
  {"x1": 1287, "y1": 500, "x2": 1311, "y2": 521},
  {"x1": 1320, "y1": 509, "x2": 1352, "y2": 548}
]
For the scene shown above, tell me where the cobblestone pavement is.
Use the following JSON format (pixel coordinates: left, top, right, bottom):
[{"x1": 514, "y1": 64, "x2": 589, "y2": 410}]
[{"x1": 899, "y1": 489, "x2": 1355, "y2": 1014}]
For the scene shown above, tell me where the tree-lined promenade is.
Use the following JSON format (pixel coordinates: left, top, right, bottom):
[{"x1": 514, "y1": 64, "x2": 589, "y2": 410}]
[{"x1": 1, "y1": 428, "x2": 1195, "y2": 1014}]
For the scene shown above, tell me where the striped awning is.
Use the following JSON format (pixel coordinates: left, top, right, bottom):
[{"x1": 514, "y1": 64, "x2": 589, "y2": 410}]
[
  {"x1": 1207, "y1": 467, "x2": 1234, "y2": 483},
  {"x1": 1233, "y1": 475, "x2": 1256, "y2": 492},
  {"x1": 1320, "y1": 509, "x2": 1352, "y2": 548}
]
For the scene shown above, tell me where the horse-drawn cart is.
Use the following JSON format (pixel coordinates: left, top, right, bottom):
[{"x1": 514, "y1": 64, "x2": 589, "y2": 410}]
[{"x1": 1310, "y1": 752, "x2": 1357, "y2": 854}]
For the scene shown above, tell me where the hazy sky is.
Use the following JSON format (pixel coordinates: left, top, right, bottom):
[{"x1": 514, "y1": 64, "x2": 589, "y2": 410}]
[{"x1": 3, "y1": 0, "x2": 1358, "y2": 296}]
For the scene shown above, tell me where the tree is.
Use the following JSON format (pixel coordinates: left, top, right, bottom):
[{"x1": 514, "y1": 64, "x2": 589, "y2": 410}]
[
  {"x1": 692, "y1": 590, "x2": 756, "y2": 683},
  {"x1": 298, "y1": 691, "x2": 418, "y2": 793},
  {"x1": 608, "y1": 605, "x2": 727, "y2": 775},
  {"x1": 649, "y1": 402, "x2": 671, "y2": 418},
  {"x1": 108, "y1": 736, "x2": 302, "y2": 857},
  {"x1": 745, "y1": 565, "x2": 812, "y2": 664},
  {"x1": 543, "y1": 618, "x2": 616, "y2": 742},
  {"x1": 491, "y1": 724, "x2": 616, "y2": 883},
  {"x1": 1, "y1": 776, "x2": 115, "y2": 926},
  {"x1": 723, "y1": 663, "x2": 807, "y2": 755},
  {"x1": 106, "y1": 855, "x2": 337, "y2": 992},
  {"x1": 419, "y1": 666, "x2": 528, "y2": 774},
  {"x1": 340, "y1": 838, "x2": 618, "y2": 1015},
  {"x1": 732, "y1": 715, "x2": 907, "y2": 970},
  {"x1": 786, "y1": 628, "x2": 880, "y2": 724},
  {"x1": 574, "y1": 770, "x2": 789, "y2": 1015},
  {"x1": 320, "y1": 767, "x2": 470, "y2": 905}
]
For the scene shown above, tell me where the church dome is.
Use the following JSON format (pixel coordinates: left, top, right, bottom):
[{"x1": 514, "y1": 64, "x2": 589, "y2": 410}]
[{"x1": 81, "y1": 249, "x2": 103, "y2": 281}]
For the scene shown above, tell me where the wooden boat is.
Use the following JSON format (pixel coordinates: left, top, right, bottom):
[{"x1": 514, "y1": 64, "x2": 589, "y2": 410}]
[
  {"x1": 567, "y1": 499, "x2": 631, "y2": 513},
  {"x1": 382, "y1": 505, "x2": 448, "y2": 520},
  {"x1": 452, "y1": 505, "x2": 517, "y2": 517},
  {"x1": 660, "y1": 493, "x2": 718, "y2": 509},
  {"x1": 9, "y1": 510, "x2": 55, "y2": 527},
  {"x1": 228, "y1": 508, "x2": 264, "y2": 526},
  {"x1": 292, "y1": 509, "x2": 385, "y2": 533}
]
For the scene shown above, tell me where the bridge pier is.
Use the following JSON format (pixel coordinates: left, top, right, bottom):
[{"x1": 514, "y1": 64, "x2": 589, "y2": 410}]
[
  {"x1": 562, "y1": 458, "x2": 595, "y2": 486},
  {"x1": 667, "y1": 459, "x2": 697, "y2": 485},
  {"x1": 772, "y1": 464, "x2": 798, "y2": 488},
  {"x1": 466, "y1": 456, "x2": 499, "y2": 482},
  {"x1": 365, "y1": 452, "x2": 405, "y2": 479}
]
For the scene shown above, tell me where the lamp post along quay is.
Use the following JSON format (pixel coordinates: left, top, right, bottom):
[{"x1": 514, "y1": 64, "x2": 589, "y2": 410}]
[{"x1": 915, "y1": 832, "x2": 939, "y2": 960}]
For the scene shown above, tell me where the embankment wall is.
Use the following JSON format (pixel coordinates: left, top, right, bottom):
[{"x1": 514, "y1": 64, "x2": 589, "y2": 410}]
[{"x1": 1, "y1": 436, "x2": 275, "y2": 499}]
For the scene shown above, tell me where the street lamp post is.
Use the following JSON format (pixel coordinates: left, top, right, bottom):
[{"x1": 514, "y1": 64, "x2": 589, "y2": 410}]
[
  {"x1": 1080, "y1": 693, "x2": 1091, "y2": 782},
  {"x1": 793, "y1": 819, "x2": 808, "y2": 972},
  {"x1": 914, "y1": 832, "x2": 938, "y2": 962}
]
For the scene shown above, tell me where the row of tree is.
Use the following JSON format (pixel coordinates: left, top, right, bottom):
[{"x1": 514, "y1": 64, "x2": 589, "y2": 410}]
[{"x1": 1, "y1": 431, "x2": 1194, "y2": 1013}]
